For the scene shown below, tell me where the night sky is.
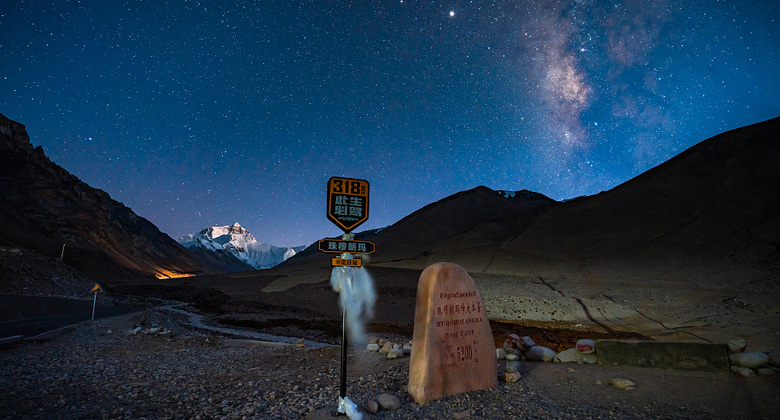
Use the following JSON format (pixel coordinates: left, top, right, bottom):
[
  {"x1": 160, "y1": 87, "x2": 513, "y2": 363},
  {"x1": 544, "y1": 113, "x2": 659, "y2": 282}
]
[{"x1": 2, "y1": 1, "x2": 778, "y2": 247}]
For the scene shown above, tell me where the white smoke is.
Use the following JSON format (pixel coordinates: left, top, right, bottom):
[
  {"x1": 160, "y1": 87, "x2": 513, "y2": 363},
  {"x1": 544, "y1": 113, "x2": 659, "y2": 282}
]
[{"x1": 330, "y1": 253, "x2": 376, "y2": 345}]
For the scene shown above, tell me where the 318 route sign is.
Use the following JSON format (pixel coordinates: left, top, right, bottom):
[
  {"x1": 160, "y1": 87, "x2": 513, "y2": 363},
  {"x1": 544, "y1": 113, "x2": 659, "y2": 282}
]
[{"x1": 327, "y1": 177, "x2": 369, "y2": 233}]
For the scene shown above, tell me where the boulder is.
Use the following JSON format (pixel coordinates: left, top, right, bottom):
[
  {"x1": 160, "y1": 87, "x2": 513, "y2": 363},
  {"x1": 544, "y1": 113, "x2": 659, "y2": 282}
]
[
  {"x1": 768, "y1": 350, "x2": 780, "y2": 367},
  {"x1": 756, "y1": 367, "x2": 776, "y2": 376},
  {"x1": 387, "y1": 348, "x2": 404, "y2": 359},
  {"x1": 576, "y1": 339, "x2": 596, "y2": 354},
  {"x1": 504, "y1": 371, "x2": 521, "y2": 383},
  {"x1": 729, "y1": 352, "x2": 769, "y2": 368},
  {"x1": 730, "y1": 365, "x2": 756, "y2": 377},
  {"x1": 376, "y1": 393, "x2": 401, "y2": 410},
  {"x1": 519, "y1": 336, "x2": 535, "y2": 350},
  {"x1": 364, "y1": 400, "x2": 379, "y2": 414},
  {"x1": 505, "y1": 360, "x2": 520, "y2": 373},
  {"x1": 526, "y1": 346, "x2": 556, "y2": 362},
  {"x1": 609, "y1": 377, "x2": 636, "y2": 389},
  {"x1": 366, "y1": 343, "x2": 380, "y2": 352},
  {"x1": 503, "y1": 334, "x2": 521, "y2": 356},
  {"x1": 554, "y1": 348, "x2": 584, "y2": 363},
  {"x1": 496, "y1": 348, "x2": 506, "y2": 360},
  {"x1": 582, "y1": 354, "x2": 598, "y2": 364},
  {"x1": 379, "y1": 341, "x2": 393, "y2": 355},
  {"x1": 727, "y1": 339, "x2": 747, "y2": 353},
  {"x1": 403, "y1": 343, "x2": 413, "y2": 355},
  {"x1": 505, "y1": 353, "x2": 519, "y2": 361}
]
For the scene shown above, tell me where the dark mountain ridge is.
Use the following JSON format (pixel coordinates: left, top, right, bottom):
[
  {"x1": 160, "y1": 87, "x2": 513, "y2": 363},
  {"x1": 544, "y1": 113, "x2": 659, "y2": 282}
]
[
  {"x1": 362, "y1": 117, "x2": 780, "y2": 287},
  {"x1": 281, "y1": 117, "x2": 779, "y2": 288},
  {"x1": 0, "y1": 113, "x2": 213, "y2": 280}
]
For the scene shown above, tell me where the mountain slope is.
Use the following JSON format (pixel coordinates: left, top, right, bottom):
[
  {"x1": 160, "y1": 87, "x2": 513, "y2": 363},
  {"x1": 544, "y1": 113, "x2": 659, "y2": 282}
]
[
  {"x1": 0, "y1": 113, "x2": 211, "y2": 279},
  {"x1": 279, "y1": 187, "x2": 557, "y2": 270},
  {"x1": 378, "y1": 117, "x2": 780, "y2": 284},
  {"x1": 485, "y1": 117, "x2": 780, "y2": 278},
  {"x1": 179, "y1": 223, "x2": 304, "y2": 269}
]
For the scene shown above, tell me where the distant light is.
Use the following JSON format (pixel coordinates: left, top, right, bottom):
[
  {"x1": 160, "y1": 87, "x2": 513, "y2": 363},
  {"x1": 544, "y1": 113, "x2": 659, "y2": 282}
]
[{"x1": 449, "y1": 11, "x2": 455, "y2": 17}]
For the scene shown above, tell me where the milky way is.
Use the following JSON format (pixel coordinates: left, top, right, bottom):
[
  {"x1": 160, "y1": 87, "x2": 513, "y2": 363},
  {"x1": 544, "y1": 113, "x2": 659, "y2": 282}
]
[{"x1": 2, "y1": 0, "x2": 778, "y2": 246}]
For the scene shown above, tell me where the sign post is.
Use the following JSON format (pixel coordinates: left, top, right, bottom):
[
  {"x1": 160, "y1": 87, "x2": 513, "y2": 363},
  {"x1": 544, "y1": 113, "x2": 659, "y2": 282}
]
[
  {"x1": 90, "y1": 283, "x2": 102, "y2": 321},
  {"x1": 323, "y1": 176, "x2": 375, "y2": 415}
]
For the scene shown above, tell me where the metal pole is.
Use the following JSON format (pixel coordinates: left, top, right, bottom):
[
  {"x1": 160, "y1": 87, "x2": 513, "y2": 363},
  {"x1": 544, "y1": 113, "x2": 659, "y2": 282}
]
[
  {"x1": 340, "y1": 304, "x2": 347, "y2": 399},
  {"x1": 92, "y1": 291, "x2": 97, "y2": 321}
]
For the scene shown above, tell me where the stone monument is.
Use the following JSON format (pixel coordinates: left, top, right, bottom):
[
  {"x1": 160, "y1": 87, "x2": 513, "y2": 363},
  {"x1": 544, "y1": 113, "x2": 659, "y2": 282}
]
[{"x1": 408, "y1": 262, "x2": 498, "y2": 404}]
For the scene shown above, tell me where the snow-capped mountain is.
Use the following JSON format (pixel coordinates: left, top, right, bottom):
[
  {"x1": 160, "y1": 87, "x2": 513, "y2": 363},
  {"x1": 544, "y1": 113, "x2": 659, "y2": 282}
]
[{"x1": 178, "y1": 223, "x2": 305, "y2": 269}]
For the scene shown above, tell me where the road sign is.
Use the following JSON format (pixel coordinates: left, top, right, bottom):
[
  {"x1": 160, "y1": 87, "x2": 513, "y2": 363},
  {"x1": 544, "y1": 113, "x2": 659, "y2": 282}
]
[
  {"x1": 332, "y1": 258, "x2": 362, "y2": 267},
  {"x1": 318, "y1": 239, "x2": 375, "y2": 254},
  {"x1": 327, "y1": 177, "x2": 369, "y2": 233}
]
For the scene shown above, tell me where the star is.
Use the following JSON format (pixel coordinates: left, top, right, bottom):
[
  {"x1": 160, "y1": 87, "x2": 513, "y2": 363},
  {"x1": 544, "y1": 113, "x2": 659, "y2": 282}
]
[{"x1": 2, "y1": 0, "x2": 777, "y2": 247}]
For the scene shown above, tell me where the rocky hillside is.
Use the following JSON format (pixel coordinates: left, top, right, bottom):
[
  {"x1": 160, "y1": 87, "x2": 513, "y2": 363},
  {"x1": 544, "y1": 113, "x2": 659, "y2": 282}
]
[
  {"x1": 0, "y1": 113, "x2": 212, "y2": 281},
  {"x1": 352, "y1": 117, "x2": 780, "y2": 287},
  {"x1": 283, "y1": 117, "x2": 780, "y2": 288},
  {"x1": 279, "y1": 187, "x2": 557, "y2": 269}
]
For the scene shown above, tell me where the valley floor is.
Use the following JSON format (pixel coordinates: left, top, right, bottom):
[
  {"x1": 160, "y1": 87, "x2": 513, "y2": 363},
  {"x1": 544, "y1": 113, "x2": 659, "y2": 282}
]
[{"x1": 1, "y1": 307, "x2": 778, "y2": 420}]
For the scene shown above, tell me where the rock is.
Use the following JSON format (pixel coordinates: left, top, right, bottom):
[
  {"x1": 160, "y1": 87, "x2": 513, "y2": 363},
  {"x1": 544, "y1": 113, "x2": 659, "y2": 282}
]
[
  {"x1": 582, "y1": 354, "x2": 598, "y2": 364},
  {"x1": 505, "y1": 353, "x2": 519, "y2": 361},
  {"x1": 576, "y1": 339, "x2": 596, "y2": 354},
  {"x1": 296, "y1": 338, "x2": 305, "y2": 348},
  {"x1": 768, "y1": 350, "x2": 780, "y2": 367},
  {"x1": 756, "y1": 367, "x2": 776, "y2": 376},
  {"x1": 519, "y1": 336, "x2": 535, "y2": 350},
  {"x1": 526, "y1": 346, "x2": 556, "y2": 362},
  {"x1": 393, "y1": 343, "x2": 402, "y2": 350},
  {"x1": 503, "y1": 334, "x2": 521, "y2": 356},
  {"x1": 375, "y1": 393, "x2": 401, "y2": 410},
  {"x1": 727, "y1": 339, "x2": 747, "y2": 353},
  {"x1": 379, "y1": 341, "x2": 393, "y2": 355},
  {"x1": 378, "y1": 338, "x2": 386, "y2": 347},
  {"x1": 730, "y1": 365, "x2": 756, "y2": 377},
  {"x1": 504, "y1": 371, "x2": 521, "y2": 383},
  {"x1": 729, "y1": 352, "x2": 769, "y2": 368},
  {"x1": 554, "y1": 348, "x2": 583, "y2": 363},
  {"x1": 387, "y1": 348, "x2": 403, "y2": 359},
  {"x1": 129, "y1": 327, "x2": 143, "y2": 335},
  {"x1": 609, "y1": 377, "x2": 636, "y2": 389},
  {"x1": 453, "y1": 408, "x2": 472, "y2": 419},
  {"x1": 505, "y1": 360, "x2": 520, "y2": 373},
  {"x1": 496, "y1": 348, "x2": 506, "y2": 360},
  {"x1": 364, "y1": 400, "x2": 379, "y2": 414},
  {"x1": 366, "y1": 343, "x2": 380, "y2": 352},
  {"x1": 369, "y1": 337, "x2": 379, "y2": 344},
  {"x1": 403, "y1": 343, "x2": 413, "y2": 355},
  {"x1": 408, "y1": 263, "x2": 498, "y2": 404}
]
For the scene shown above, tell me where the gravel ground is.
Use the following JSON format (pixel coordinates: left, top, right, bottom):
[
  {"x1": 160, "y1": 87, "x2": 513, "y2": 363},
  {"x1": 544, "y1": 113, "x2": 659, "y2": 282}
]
[{"x1": 1, "y1": 309, "x2": 778, "y2": 420}]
